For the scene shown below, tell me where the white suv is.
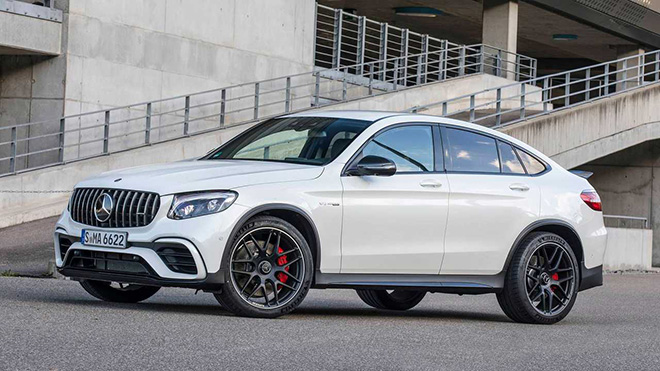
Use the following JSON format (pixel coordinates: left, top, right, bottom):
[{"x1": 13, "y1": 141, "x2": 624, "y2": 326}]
[{"x1": 54, "y1": 111, "x2": 606, "y2": 324}]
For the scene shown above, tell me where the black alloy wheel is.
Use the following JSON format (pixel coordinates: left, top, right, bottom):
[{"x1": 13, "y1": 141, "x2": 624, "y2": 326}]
[
  {"x1": 215, "y1": 216, "x2": 312, "y2": 318},
  {"x1": 497, "y1": 232, "x2": 579, "y2": 324},
  {"x1": 524, "y1": 241, "x2": 577, "y2": 316}
]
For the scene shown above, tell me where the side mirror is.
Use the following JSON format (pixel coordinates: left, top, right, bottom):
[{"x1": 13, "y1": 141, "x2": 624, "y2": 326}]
[{"x1": 348, "y1": 155, "x2": 396, "y2": 176}]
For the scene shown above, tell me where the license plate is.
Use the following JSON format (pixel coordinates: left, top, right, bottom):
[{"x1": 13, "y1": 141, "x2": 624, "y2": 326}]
[{"x1": 81, "y1": 229, "x2": 128, "y2": 249}]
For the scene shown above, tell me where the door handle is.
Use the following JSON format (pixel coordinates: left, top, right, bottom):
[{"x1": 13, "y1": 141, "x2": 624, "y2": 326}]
[
  {"x1": 509, "y1": 183, "x2": 530, "y2": 192},
  {"x1": 420, "y1": 179, "x2": 442, "y2": 188}
]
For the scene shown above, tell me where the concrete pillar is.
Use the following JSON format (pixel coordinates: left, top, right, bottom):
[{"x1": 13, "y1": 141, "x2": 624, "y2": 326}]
[
  {"x1": 616, "y1": 46, "x2": 645, "y2": 91},
  {"x1": 482, "y1": 0, "x2": 518, "y2": 80}
]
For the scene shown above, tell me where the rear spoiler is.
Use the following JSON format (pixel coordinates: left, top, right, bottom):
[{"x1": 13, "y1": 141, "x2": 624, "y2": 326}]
[{"x1": 570, "y1": 170, "x2": 593, "y2": 179}]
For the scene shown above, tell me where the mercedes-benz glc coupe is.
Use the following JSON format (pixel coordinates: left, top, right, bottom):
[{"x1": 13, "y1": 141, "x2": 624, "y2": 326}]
[{"x1": 54, "y1": 111, "x2": 605, "y2": 324}]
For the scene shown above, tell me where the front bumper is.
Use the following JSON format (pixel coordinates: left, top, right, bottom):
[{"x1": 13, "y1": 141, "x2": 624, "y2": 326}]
[{"x1": 54, "y1": 196, "x2": 248, "y2": 288}]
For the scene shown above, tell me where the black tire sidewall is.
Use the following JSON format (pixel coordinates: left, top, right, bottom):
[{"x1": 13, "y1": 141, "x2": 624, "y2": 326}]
[
  {"x1": 356, "y1": 289, "x2": 426, "y2": 311},
  {"x1": 79, "y1": 280, "x2": 160, "y2": 303}
]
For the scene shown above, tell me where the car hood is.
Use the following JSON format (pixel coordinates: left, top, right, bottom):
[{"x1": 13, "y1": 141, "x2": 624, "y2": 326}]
[{"x1": 76, "y1": 160, "x2": 324, "y2": 195}]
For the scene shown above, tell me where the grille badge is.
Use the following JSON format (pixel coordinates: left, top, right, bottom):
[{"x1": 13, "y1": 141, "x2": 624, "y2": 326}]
[{"x1": 94, "y1": 193, "x2": 114, "y2": 223}]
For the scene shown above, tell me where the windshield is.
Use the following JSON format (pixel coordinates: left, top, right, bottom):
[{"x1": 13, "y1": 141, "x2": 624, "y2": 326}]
[{"x1": 205, "y1": 117, "x2": 372, "y2": 165}]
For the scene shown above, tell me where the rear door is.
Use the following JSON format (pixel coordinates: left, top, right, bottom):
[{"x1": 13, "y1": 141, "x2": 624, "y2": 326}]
[{"x1": 440, "y1": 126, "x2": 542, "y2": 275}]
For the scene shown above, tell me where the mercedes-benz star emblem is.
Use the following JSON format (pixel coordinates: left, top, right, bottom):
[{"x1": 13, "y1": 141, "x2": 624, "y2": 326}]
[{"x1": 94, "y1": 193, "x2": 114, "y2": 223}]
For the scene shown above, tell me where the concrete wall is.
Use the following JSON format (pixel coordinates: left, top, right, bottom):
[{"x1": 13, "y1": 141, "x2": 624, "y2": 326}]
[
  {"x1": 578, "y1": 141, "x2": 660, "y2": 266},
  {"x1": 0, "y1": 56, "x2": 66, "y2": 171},
  {"x1": 603, "y1": 228, "x2": 653, "y2": 271},
  {"x1": 59, "y1": 0, "x2": 315, "y2": 164},
  {"x1": 0, "y1": 0, "x2": 69, "y2": 173},
  {"x1": 63, "y1": 0, "x2": 315, "y2": 117}
]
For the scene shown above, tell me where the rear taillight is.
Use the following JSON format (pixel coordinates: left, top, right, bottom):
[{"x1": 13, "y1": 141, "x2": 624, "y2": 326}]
[{"x1": 580, "y1": 190, "x2": 602, "y2": 211}]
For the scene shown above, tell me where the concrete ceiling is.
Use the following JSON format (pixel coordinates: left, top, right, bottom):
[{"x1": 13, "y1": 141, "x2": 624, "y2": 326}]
[{"x1": 319, "y1": 0, "x2": 637, "y2": 64}]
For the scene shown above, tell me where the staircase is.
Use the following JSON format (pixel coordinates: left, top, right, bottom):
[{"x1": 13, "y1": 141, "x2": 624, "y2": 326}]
[{"x1": 0, "y1": 3, "x2": 536, "y2": 178}]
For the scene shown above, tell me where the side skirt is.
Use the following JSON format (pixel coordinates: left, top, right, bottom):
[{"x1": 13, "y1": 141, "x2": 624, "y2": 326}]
[{"x1": 313, "y1": 272, "x2": 504, "y2": 294}]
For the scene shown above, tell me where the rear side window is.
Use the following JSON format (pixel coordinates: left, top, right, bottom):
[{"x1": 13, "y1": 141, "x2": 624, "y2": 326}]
[
  {"x1": 445, "y1": 128, "x2": 500, "y2": 173},
  {"x1": 516, "y1": 149, "x2": 546, "y2": 174},
  {"x1": 361, "y1": 125, "x2": 434, "y2": 173},
  {"x1": 498, "y1": 141, "x2": 525, "y2": 174}
]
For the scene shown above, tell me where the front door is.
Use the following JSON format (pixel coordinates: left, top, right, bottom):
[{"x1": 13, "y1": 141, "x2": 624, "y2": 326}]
[{"x1": 340, "y1": 124, "x2": 449, "y2": 274}]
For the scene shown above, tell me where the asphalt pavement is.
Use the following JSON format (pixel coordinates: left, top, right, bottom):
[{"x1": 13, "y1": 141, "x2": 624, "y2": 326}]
[
  {"x1": 0, "y1": 216, "x2": 59, "y2": 276},
  {"x1": 1, "y1": 274, "x2": 659, "y2": 370}
]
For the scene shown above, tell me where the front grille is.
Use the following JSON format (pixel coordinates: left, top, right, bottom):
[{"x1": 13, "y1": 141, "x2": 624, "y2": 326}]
[
  {"x1": 157, "y1": 246, "x2": 198, "y2": 275},
  {"x1": 70, "y1": 188, "x2": 160, "y2": 228},
  {"x1": 65, "y1": 250, "x2": 155, "y2": 276}
]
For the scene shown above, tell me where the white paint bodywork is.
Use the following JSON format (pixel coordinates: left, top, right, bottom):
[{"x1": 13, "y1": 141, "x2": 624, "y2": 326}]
[{"x1": 55, "y1": 111, "x2": 606, "y2": 281}]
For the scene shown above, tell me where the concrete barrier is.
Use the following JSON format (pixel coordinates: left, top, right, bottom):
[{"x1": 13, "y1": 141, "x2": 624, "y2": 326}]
[{"x1": 603, "y1": 227, "x2": 653, "y2": 271}]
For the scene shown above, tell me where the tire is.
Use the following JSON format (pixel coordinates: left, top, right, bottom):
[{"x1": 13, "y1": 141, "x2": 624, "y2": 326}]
[
  {"x1": 497, "y1": 232, "x2": 580, "y2": 325},
  {"x1": 214, "y1": 216, "x2": 313, "y2": 318},
  {"x1": 79, "y1": 280, "x2": 160, "y2": 303},
  {"x1": 356, "y1": 289, "x2": 426, "y2": 311}
]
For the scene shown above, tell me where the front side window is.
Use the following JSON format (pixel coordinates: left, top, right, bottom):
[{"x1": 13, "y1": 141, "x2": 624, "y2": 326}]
[
  {"x1": 206, "y1": 117, "x2": 372, "y2": 165},
  {"x1": 360, "y1": 125, "x2": 434, "y2": 173},
  {"x1": 445, "y1": 128, "x2": 500, "y2": 173}
]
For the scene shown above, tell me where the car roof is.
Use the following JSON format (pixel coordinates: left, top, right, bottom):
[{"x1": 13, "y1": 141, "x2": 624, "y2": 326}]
[
  {"x1": 282, "y1": 110, "x2": 557, "y2": 167},
  {"x1": 283, "y1": 110, "x2": 406, "y2": 122}
]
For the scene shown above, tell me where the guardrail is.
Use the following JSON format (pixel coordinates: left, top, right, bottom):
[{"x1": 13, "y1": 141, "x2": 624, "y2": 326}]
[
  {"x1": 408, "y1": 49, "x2": 660, "y2": 128},
  {"x1": 315, "y1": 4, "x2": 536, "y2": 82},
  {"x1": 0, "y1": 35, "x2": 535, "y2": 176},
  {"x1": 603, "y1": 215, "x2": 649, "y2": 229}
]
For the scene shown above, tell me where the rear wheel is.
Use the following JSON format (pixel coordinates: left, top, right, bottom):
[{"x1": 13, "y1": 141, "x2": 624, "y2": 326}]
[
  {"x1": 497, "y1": 232, "x2": 579, "y2": 324},
  {"x1": 356, "y1": 289, "x2": 426, "y2": 311},
  {"x1": 79, "y1": 280, "x2": 160, "y2": 303},
  {"x1": 215, "y1": 216, "x2": 313, "y2": 318}
]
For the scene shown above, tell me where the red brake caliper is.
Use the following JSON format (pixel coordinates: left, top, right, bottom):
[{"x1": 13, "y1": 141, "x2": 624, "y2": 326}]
[
  {"x1": 276, "y1": 247, "x2": 289, "y2": 288},
  {"x1": 551, "y1": 273, "x2": 559, "y2": 292}
]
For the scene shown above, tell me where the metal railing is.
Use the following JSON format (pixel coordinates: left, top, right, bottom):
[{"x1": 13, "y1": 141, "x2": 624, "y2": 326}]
[
  {"x1": 603, "y1": 215, "x2": 649, "y2": 229},
  {"x1": 315, "y1": 4, "x2": 536, "y2": 82},
  {"x1": 408, "y1": 50, "x2": 660, "y2": 128},
  {"x1": 0, "y1": 33, "x2": 536, "y2": 176}
]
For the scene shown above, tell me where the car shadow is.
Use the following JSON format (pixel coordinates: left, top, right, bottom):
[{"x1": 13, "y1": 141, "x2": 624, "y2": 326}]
[
  {"x1": 1, "y1": 280, "x2": 512, "y2": 323},
  {"x1": 292, "y1": 306, "x2": 512, "y2": 323},
  {"x1": 10, "y1": 292, "x2": 513, "y2": 322}
]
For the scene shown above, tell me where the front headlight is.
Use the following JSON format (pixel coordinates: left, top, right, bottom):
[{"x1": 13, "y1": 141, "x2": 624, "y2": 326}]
[{"x1": 167, "y1": 191, "x2": 238, "y2": 220}]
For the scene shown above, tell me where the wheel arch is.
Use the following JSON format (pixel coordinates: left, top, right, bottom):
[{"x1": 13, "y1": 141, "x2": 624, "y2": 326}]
[
  {"x1": 223, "y1": 203, "x2": 321, "y2": 276},
  {"x1": 502, "y1": 219, "x2": 584, "y2": 280}
]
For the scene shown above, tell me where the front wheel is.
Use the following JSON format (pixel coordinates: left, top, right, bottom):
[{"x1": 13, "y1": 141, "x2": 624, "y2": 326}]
[
  {"x1": 79, "y1": 280, "x2": 160, "y2": 303},
  {"x1": 497, "y1": 232, "x2": 579, "y2": 324},
  {"x1": 356, "y1": 289, "x2": 426, "y2": 311},
  {"x1": 214, "y1": 216, "x2": 313, "y2": 318}
]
